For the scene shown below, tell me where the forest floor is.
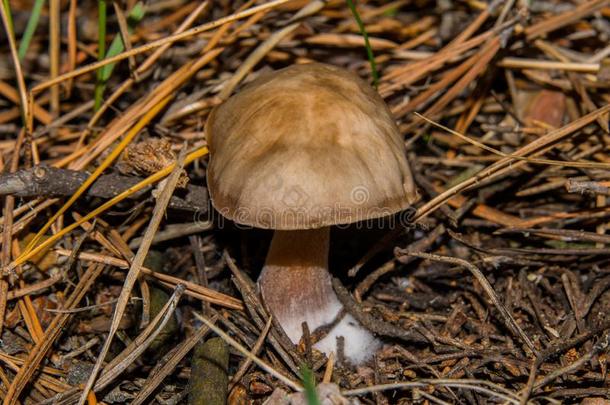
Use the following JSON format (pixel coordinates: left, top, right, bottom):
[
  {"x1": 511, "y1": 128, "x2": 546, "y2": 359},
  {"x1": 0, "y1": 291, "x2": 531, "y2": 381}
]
[{"x1": 0, "y1": 0, "x2": 609, "y2": 404}]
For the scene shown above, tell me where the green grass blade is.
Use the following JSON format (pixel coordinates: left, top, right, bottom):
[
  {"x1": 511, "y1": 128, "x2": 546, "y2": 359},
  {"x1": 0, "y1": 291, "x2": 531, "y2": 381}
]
[
  {"x1": 94, "y1": 0, "x2": 108, "y2": 111},
  {"x1": 345, "y1": 0, "x2": 379, "y2": 88},
  {"x1": 97, "y1": 0, "x2": 107, "y2": 61},
  {"x1": 99, "y1": 2, "x2": 145, "y2": 81},
  {"x1": 300, "y1": 365, "x2": 321, "y2": 405},
  {"x1": 1, "y1": 0, "x2": 14, "y2": 35},
  {"x1": 94, "y1": 1, "x2": 145, "y2": 111},
  {"x1": 18, "y1": 0, "x2": 45, "y2": 60}
]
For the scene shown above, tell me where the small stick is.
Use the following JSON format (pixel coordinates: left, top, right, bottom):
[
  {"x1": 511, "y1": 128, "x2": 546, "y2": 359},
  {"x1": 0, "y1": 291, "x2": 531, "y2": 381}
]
[{"x1": 322, "y1": 353, "x2": 334, "y2": 383}]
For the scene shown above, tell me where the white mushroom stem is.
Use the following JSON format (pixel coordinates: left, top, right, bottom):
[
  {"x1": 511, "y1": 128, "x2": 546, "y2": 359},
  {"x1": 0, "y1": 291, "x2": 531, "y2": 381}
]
[{"x1": 258, "y1": 227, "x2": 380, "y2": 364}]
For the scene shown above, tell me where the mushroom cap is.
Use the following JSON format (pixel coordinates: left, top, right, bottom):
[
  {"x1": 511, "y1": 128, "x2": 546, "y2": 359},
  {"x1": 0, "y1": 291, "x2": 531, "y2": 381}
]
[{"x1": 206, "y1": 63, "x2": 417, "y2": 230}]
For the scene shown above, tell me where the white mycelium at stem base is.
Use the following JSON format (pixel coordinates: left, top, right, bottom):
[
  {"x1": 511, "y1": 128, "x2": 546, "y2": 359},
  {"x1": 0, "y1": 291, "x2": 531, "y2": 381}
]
[{"x1": 258, "y1": 227, "x2": 380, "y2": 364}]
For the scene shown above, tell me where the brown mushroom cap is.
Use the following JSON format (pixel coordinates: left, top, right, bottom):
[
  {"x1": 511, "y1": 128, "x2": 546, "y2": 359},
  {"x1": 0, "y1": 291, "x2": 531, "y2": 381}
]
[{"x1": 206, "y1": 63, "x2": 417, "y2": 230}]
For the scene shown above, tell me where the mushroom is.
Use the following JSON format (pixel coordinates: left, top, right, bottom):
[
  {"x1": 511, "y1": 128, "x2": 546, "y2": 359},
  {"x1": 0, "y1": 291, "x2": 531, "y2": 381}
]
[{"x1": 206, "y1": 63, "x2": 417, "y2": 364}]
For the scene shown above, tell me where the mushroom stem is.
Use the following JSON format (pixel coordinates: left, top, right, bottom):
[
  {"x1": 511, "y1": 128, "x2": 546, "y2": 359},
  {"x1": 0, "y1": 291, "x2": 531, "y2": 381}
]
[
  {"x1": 259, "y1": 227, "x2": 341, "y2": 343},
  {"x1": 259, "y1": 227, "x2": 381, "y2": 365}
]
